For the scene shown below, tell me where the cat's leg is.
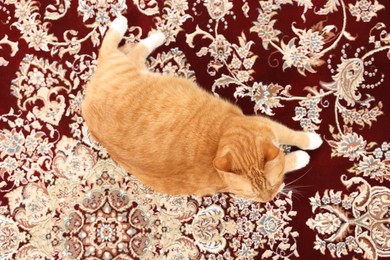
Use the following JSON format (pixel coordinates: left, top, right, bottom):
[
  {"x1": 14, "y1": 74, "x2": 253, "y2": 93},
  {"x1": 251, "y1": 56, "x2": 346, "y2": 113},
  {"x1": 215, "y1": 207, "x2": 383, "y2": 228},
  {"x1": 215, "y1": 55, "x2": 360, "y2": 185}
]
[
  {"x1": 124, "y1": 31, "x2": 166, "y2": 69},
  {"x1": 284, "y1": 150, "x2": 310, "y2": 173},
  {"x1": 139, "y1": 31, "x2": 166, "y2": 56},
  {"x1": 261, "y1": 118, "x2": 323, "y2": 150},
  {"x1": 121, "y1": 32, "x2": 166, "y2": 57},
  {"x1": 119, "y1": 42, "x2": 136, "y2": 55},
  {"x1": 99, "y1": 15, "x2": 128, "y2": 59}
]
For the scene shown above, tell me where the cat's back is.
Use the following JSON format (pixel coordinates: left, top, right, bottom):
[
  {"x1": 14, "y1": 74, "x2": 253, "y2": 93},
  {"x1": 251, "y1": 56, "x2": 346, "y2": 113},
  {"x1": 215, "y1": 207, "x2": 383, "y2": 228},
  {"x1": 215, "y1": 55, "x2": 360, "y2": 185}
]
[
  {"x1": 83, "y1": 68, "x2": 241, "y2": 149},
  {"x1": 116, "y1": 72, "x2": 239, "y2": 141},
  {"x1": 83, "y1": 69, "x2": 240, "y2": 181},
  {"x1": 86, "y1": 67, "x2": 235, "y2": 127}
]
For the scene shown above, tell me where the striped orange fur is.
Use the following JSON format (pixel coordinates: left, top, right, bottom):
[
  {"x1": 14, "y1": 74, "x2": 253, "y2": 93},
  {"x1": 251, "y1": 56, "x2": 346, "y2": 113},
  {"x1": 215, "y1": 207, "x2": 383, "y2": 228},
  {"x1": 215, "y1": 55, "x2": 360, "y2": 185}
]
[{"x1": 82, "y1": 17, "x2": 322, "y2": 202}]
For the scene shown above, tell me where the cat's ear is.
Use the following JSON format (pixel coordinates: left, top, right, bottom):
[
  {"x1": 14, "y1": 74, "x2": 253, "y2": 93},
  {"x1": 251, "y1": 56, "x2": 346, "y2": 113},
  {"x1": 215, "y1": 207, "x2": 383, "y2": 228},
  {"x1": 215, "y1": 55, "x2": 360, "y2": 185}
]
[
  {"x1": 213, "y1": 152, "x2": 232, "y2": 173},
  {"x1": 264, "y1": 142, "x2": 280, "y2": 162}
]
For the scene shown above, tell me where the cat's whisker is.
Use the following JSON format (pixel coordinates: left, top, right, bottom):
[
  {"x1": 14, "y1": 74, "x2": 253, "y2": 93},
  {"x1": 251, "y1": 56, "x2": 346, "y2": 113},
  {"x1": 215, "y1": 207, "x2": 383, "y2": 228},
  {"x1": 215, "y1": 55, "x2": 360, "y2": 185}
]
[
  {"x1": 280, "y1": 183, "x2": 314, "y2": 201},
  {"x1": 285, "y1": 168, "x2": 311, "y2": 187},
  {"x1": 284, "y1": 184, "x2": 314, "y2": 190},
  {"x1": 281, "y1": 188, "x2": 303, "y2": 200},
  {"x1": 278, "y1": 190, "x2": 288, "y2": 196},
  {"x1": 276, "y1": 190, "x2": 302, "y2": 201}
]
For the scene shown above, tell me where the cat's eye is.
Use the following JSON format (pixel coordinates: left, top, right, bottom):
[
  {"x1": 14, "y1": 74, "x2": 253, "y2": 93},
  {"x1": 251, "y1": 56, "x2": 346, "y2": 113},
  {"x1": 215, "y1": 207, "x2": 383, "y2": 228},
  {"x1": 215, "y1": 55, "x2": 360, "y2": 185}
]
[{"x1": 232, "y1": 168, "x2": 242, "y2": 174}]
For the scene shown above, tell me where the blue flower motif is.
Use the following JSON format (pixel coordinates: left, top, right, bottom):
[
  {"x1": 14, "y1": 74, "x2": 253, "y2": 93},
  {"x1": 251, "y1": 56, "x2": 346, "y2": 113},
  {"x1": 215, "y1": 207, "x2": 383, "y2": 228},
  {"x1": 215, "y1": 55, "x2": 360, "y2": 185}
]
[
  {"x1": 0, "y1": 130, "x2": 25, "y2": 157},
  {"x1": 258, "y1": 215, "x2": 280, "y2": 235}
]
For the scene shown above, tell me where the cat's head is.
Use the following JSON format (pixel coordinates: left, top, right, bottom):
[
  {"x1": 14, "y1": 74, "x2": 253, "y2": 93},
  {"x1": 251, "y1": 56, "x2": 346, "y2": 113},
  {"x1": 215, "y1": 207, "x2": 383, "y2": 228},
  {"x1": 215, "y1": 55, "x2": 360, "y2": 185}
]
[{"x1": 213, "y1": 135, "x2": 285, "y2": 202}]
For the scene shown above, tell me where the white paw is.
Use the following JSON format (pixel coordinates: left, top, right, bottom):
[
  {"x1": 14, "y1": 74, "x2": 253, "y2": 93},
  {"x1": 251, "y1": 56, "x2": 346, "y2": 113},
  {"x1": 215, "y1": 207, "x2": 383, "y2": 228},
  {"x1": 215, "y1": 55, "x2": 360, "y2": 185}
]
[
  {"x1": 305, "y1": 132, "x2": 323, "y2": 150},
  {"x1": 149, "y1": 31, "x2": 166, "y2": 47},
  {"x1": 140, "y1": 31, "x2": 166, "y2": 53},
  {"x1": 293, "y1": 150, "x2": 310, "y2": 170},
  {"x1": 110, "y1": 15, "x2": 128, "y2": 37}
]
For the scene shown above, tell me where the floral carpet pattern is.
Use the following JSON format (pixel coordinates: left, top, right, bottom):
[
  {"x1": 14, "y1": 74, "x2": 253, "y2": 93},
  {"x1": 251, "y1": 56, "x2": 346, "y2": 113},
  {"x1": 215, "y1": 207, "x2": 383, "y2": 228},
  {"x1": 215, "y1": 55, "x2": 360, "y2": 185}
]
[{"x1": 0, "y1": 0, "x2": 389, "y2": 259}]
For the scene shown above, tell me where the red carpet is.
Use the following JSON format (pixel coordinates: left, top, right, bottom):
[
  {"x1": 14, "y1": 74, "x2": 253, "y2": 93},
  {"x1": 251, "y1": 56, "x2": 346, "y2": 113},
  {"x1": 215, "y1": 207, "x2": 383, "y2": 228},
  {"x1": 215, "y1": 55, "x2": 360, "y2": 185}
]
[{"x1": 0, "y1": 1, "x2": 389, "y2": 259}]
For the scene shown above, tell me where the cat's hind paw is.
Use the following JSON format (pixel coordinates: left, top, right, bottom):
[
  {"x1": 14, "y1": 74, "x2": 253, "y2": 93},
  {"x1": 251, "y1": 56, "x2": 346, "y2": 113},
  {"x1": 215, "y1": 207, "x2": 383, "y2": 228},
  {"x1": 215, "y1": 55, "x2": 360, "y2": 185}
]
[
  {"x1": 110, "y1": 15, "x2": 128, "y2": 37},
  {"x1": 304, "y1": 132, "x2": 323, "y2": 150},
  {"x1": 140, "y1": 31, "x2": 166, "y2": 53},
  {"x1": 150, "y1": 31, "x2": 166, "y2": 47}
]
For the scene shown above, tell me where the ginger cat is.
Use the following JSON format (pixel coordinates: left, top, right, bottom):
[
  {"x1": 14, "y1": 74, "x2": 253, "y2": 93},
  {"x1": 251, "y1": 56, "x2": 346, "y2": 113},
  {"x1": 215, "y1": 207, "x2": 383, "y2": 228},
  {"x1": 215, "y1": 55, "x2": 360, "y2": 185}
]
[{"x1": 82, "y1": 16, "x2": 323, "y2": 202}]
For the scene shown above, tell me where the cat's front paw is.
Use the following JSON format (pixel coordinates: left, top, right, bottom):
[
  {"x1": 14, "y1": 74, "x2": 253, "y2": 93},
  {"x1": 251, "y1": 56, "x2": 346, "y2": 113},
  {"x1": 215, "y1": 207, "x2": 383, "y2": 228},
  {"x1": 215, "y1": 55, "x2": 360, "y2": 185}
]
[
  {"x1": 293, "y1": 150, "x2": 310, "y2": 170},
  {"x1": 284, "y1": 150, "x2": 310, "y2": 173},
  {"x1": 304, "y1": 132, "x2": 323, "y2": 150}
]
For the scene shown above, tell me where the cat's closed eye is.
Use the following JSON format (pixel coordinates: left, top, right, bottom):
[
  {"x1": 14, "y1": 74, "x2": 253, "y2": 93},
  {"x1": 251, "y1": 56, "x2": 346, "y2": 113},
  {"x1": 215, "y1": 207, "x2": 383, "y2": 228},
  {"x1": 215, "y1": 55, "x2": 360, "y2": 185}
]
[
  {"x1": 270, "y1": 184, "x2": 278, "y2": 191},
  {"x1": 232, "y1": 168, "x2": 242, "y2": 174},
  {"x1": 269, "y1": 181, "x2": 284, "y2": 192}
]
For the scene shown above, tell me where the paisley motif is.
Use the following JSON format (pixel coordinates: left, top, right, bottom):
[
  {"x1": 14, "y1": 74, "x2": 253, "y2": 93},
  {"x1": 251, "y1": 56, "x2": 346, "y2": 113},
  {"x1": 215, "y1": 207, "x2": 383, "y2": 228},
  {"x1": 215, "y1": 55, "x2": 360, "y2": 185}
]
[{"x1": 321, "y1": 58, "x2": 365, "y2": 106}]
